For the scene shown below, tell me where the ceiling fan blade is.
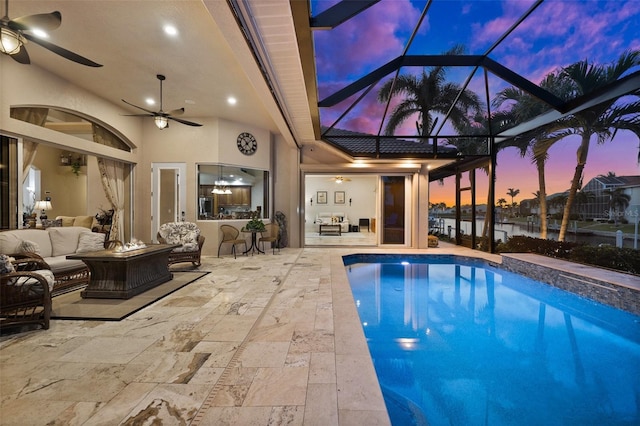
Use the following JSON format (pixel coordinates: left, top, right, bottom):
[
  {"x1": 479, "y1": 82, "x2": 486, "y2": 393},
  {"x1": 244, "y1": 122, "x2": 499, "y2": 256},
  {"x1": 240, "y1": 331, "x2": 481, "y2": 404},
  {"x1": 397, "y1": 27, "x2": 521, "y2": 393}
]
[
  {"x1": 121, "y1": 99, "x2": 158, "y2": 115},
  {"x1": 168, "y1": 108, "x2": 185, "y2": 116},
  {"x1": 9, "y1": 11, "x2": 61, "y2": 31},
  {"x1": 10, "y1": 45, "x2": 30, "y2": 64},
  {"x1": 168, "y1": 116, "x2": 203, "y2": 127},
  {"x1": 22, "y1": 33, "x2": 102, "y2": 67}
]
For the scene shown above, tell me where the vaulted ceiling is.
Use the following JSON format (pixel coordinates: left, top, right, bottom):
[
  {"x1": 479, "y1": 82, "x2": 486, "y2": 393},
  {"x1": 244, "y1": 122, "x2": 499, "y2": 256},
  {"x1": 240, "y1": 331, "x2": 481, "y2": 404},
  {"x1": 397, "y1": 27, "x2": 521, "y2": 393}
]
[{"x1": 2, "y1": 0, "x2": 639, "y2": 170}]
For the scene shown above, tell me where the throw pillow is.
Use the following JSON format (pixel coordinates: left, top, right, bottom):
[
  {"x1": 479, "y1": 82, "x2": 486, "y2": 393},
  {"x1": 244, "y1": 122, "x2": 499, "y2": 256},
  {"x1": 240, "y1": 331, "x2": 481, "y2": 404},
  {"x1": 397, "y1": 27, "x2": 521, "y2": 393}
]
[
  {"x1": 76, "y1": 232, "x2": 106, "y2": 253},
  {"x1": 0, "y1": 254, "x2": 16, "y2": 274},
  {"x1": 18, "y1": 240, "x2": 41, "y2": 255},
  {"x1": 73, "y1": 215, "x2": 94, "y2": 229},
  {"x1": 42, "y1": 219, "x2": 62, "y2": 229},
  {"x1": 49, "y1": 227, "x2": 86, "y2": 257},
  {"x1": 57, "y1": 216, "x2": 76, "y2": 227}
]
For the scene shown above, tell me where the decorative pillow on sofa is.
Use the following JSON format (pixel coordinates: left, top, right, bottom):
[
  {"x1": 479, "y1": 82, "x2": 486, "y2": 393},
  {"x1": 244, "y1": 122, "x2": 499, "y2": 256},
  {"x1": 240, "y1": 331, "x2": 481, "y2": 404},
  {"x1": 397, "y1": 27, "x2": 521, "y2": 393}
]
[
  {"x1": 49, "y1": 227, "x2": 87, "y2": 257},
  {"x1": 42, "y1": 219, "x2": 63, "y2": 229},
  {"x1": 73, "y1": 216, "x2": 94, "y2": 229},
  {"x1": 18, "y1": 240, "x2": 41, "y2": 255},
  {"x1": 76, "y1": 232, "x2": 106, "y2": 253},
  {"x1": 56, "y1": 216, "x2": 76, "y2": 227}
]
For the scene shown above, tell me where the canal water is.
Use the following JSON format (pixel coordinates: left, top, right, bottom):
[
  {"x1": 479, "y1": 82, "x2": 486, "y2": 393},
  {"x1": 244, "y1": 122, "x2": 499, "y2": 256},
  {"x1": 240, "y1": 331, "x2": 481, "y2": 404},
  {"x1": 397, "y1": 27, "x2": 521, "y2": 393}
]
[{"x1": 432, "y1": 218, "x2": 639, "y2": 249}]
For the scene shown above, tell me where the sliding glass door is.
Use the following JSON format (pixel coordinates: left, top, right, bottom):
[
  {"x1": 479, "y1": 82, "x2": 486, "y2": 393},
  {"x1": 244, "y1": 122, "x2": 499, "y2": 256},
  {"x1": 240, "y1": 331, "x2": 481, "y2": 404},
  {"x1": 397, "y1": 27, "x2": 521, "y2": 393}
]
[{"x1": 381, "y1": 176, "x2": 406, "y2": 244}]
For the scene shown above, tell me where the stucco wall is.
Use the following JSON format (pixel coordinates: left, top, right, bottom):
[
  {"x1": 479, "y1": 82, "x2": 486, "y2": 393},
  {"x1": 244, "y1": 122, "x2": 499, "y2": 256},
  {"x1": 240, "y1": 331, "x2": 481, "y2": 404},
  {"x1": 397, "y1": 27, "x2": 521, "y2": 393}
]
[{"x1": 1, "y1": 57, "x2": 298, "y2": 250}]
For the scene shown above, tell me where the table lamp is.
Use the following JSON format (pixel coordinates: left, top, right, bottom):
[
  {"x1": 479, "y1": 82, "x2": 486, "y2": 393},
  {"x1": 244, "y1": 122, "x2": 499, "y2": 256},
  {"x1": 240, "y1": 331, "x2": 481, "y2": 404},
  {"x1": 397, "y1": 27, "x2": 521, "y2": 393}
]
[{"x1": 34, "y1": 200, "x2": 52, "y2": 221}]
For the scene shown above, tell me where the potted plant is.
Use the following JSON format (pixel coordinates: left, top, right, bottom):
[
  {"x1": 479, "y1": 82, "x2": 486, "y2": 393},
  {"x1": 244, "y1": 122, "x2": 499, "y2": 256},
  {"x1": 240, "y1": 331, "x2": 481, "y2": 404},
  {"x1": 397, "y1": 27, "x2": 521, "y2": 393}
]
[
  {"x1": 70, "y1": 158, "x2": 82, "y2": 176},
  {"x1": 244, "y1": 218, "x2": 266, "y2": 232}
]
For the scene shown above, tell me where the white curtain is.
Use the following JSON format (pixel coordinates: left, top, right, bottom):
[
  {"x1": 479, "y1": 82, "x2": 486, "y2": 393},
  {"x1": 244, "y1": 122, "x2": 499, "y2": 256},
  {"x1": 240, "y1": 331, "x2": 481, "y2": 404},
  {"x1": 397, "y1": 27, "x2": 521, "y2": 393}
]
[
  {"x1": 97, "y1": 158, "x2": 126, "y2": 242},
  {"x1": 93, "y1": 124, "x2": 128, "y2": 241},
  {"x1": 10, "y1": 107, "x2": 48, "y2": 182},
  {"x1": 21, "y1": 141, "x2": 38, "y2": 183}
]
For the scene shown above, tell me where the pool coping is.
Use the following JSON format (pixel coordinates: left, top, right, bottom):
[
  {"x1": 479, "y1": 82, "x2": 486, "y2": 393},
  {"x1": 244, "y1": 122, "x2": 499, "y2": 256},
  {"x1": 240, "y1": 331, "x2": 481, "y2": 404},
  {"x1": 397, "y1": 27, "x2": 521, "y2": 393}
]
[{"x1": 500, "y1": 253, "x2": 640, "y2": 315}]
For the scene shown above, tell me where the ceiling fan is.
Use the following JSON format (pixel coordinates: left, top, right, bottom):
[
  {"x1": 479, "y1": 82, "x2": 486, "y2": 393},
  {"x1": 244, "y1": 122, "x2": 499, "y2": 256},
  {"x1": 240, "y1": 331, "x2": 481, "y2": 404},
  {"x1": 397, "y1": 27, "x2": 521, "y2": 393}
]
[
  {"x1": 0, "y1": 0, "x2": 101, "y2": 66},
  {"x1": 330, "y1": 176, "x2": 351, "y2": 184},
  {"x1": 122, "y1": 74, "x2": 203, "y2": 129}
]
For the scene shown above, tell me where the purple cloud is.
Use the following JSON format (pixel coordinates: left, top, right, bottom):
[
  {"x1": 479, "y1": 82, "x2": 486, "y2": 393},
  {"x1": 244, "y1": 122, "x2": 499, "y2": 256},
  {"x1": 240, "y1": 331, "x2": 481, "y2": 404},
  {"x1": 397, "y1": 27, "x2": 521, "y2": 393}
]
[{"x1": 314, "y1": 0, "x2": 421, "y2": 80}]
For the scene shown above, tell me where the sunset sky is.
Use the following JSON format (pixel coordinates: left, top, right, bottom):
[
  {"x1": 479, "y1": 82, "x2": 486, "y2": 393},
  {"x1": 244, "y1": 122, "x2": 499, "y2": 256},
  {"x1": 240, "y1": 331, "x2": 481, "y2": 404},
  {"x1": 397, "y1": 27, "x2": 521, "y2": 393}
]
[{"x1": 312, "y1": 0, "x2": 640, "y2": 206}]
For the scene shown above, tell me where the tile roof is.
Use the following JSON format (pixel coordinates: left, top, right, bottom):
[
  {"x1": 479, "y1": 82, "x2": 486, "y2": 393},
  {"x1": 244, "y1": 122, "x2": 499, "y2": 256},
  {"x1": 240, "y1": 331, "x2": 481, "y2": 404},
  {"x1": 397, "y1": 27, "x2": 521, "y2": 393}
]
[{"x1": 322, "y1": 127, "x2": 459, "y2": 157}]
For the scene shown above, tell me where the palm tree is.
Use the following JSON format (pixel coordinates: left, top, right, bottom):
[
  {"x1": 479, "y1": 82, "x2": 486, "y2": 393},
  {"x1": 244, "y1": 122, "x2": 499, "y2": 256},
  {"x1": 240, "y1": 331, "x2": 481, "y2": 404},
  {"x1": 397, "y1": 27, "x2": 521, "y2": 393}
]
[
  {"x1": 598, "y1": 171, "x2": 617, "y2": 178},
  {"x1": 549, "y1": 193, "x2": 569, "y2": 222},
  {"x1": 507, "y1": 188, "x2": 520, "y2": 217},
  {"x1": 493, "y1": 71, "x2": 576, "y2": 238},
  {"x1": 530, "y1": 191, "x2": 541, "y2": 213},
  {"x1": 496, "y1": 198, "x2": 507, "y2": 222},
  {"x1": 555, "y1": 50, "x2": 640, "y2": 241},
  {"x1": 574, "y1": 190, "x2": 596, "y2": 221},
  {"x1": 377, "y1": 45, "x2": 482, "y2": 137},
  {"x1": 603, "y1": 187, "x2": 631, "y2": 224}
]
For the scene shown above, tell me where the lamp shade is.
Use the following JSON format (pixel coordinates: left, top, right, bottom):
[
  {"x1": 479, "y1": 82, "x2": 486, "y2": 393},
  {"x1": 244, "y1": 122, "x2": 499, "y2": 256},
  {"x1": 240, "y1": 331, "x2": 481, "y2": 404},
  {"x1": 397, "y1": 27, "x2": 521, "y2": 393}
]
[{"x1": 34, "y1": 200, "x2": 52, "y2": 211}]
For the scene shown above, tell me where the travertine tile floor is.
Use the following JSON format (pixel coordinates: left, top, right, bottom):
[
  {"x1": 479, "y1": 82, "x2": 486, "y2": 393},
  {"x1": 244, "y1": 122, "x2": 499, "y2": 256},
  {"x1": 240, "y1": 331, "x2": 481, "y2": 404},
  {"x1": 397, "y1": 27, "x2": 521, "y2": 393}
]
[{"x1": 0, "y1": 244, "x2": 491, "y2": 425}]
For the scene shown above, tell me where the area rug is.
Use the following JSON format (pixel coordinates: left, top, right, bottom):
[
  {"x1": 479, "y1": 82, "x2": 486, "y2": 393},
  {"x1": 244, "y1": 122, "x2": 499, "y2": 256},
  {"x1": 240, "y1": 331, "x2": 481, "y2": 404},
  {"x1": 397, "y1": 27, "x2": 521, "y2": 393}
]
[{"x1": 51, "y1": 271, "x2": 209, "y2": 321}]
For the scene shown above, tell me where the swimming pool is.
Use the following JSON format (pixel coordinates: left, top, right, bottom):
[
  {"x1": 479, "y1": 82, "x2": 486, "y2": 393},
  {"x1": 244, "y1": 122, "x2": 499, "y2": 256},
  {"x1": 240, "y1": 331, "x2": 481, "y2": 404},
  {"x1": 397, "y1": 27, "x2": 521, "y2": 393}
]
[{"x1": 344, "y1": 254, "x2": 640, "y2": 426}]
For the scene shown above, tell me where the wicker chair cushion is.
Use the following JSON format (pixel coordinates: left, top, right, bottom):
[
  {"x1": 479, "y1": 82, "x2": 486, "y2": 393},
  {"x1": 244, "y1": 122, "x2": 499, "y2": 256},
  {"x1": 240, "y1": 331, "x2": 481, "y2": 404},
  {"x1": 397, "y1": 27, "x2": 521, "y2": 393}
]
[
  {"x1": 0, "y1": 254, "x2": 16, "y2": 274},
  {"x1": 158, "y1": 222, "x2": 200, "y2": 252},
  {"x1": 10, "y1": 269, "x2": 55, "y2": 294}
]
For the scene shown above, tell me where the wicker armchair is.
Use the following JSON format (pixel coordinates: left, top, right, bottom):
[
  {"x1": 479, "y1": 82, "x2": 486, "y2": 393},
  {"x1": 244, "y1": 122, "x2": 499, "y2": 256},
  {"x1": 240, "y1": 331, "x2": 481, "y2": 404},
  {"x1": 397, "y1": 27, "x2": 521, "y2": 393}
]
[
  {"x1": 259, "y1": 223, "x2": 280, "y2": 254},
  {"x1": 1, "y1": 255, "x2": 54, "y2": 330},
  {"x1": 157, "y1": 222, "x2": 205, "y2": 267}
]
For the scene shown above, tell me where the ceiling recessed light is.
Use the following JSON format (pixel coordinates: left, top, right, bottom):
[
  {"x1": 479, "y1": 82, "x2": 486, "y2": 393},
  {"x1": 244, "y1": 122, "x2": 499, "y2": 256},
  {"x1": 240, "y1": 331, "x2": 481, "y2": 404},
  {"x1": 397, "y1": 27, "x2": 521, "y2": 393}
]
[
  {"x1": 185, "y1": 99, "x2": 195, "y2": 105},
  {"x1": 145, "y1": 98, "x2": 155, "y2": 105},
  {"x1": 227, "y1": 97, "x2": 237, "y2": 105},
  {"x1": 163, "y1": 25, "x2": 178, "y2": 36}
]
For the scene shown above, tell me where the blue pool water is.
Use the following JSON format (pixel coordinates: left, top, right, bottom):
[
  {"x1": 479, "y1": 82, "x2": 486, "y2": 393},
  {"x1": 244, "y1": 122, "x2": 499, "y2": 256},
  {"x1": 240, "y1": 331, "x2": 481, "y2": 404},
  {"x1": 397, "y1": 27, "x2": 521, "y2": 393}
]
[{"x1": 344, "y1": 254, "x2": 640, "y2": 426}]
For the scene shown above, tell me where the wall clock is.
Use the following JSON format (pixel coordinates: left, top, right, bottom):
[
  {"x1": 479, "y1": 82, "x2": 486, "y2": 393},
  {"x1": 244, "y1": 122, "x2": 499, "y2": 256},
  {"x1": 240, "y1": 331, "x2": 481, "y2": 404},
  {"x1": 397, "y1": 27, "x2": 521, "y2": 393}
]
[{"x1": 237, "y1": 132, "x2": 257, "y2": 155}]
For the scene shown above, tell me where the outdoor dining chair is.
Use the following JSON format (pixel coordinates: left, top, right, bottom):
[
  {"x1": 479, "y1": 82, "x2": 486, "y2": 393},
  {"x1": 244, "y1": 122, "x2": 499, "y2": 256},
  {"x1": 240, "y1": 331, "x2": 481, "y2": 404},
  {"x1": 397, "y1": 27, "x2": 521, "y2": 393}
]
[
  {"x1": 259, "y1": 223, "x2": 280, "y2": 254},
  {"x1": 217, "y1": 225, "x2": 248, "y2": 259}
]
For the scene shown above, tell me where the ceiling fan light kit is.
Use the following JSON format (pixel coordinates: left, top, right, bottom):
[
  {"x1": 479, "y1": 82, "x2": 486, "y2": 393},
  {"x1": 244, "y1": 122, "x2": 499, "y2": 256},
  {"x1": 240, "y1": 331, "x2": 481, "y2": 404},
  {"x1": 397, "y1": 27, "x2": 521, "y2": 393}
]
[
  {"x1": 122, "y1": 74, "x2": 202, "y2": 129},
  {"x1": 1, "y1": 0, "x2": 102, "y2": 66},
  {"x1": 331, "y1": 176, "x2": 350, "y2": 184},
  {"x1": 0, "y1": 26, "x2": 22, "y2": 54},
  {"x1": 154, "y1": 116, "x2": 169, "y2": 130}
]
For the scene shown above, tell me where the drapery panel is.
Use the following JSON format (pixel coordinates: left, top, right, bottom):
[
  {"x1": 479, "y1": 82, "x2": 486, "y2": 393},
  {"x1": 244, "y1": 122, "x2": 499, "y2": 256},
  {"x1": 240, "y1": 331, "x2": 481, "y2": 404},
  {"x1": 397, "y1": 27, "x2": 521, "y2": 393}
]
[
  {"x1": 10, "y1": 107, "x2": 48, "y2": 182},
  {"x1": 97, "y1": 158, "x2": 126, "y2": 242},
  {"x1": 93, "y1": 125, "x2": 127, "y2": 241}
]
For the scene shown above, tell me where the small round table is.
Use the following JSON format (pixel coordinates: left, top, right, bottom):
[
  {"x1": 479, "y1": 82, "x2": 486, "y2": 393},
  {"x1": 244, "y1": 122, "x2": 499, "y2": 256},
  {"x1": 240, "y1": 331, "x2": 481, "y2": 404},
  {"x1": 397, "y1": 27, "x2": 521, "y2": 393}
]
[{"x1": 241, "y1": 229, "x2": 265, "y2": 255}]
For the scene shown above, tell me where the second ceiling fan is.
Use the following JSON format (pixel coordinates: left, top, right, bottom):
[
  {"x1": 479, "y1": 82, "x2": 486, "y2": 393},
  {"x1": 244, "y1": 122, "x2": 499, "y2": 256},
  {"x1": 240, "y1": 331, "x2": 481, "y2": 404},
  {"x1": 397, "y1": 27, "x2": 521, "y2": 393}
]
[{"x1": 122, "y1": 74, "x2": 202, "y2": 129}]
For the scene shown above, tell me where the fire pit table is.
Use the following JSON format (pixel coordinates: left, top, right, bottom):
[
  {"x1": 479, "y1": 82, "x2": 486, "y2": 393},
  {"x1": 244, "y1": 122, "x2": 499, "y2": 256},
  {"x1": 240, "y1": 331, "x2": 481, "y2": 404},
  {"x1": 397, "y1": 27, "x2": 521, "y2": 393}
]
[{"x1": 67, "y1": 244, "x2": 179, "y2": 299}]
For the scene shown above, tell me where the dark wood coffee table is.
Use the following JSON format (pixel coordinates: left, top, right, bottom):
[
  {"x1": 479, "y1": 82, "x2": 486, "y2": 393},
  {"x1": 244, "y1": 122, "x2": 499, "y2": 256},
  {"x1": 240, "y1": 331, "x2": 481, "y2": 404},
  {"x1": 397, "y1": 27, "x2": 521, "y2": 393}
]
[
  {"x1": 67, "y1": 244, "x2": 179, "y2": 299},
  {"x1": 319, "y1": 224, "x2": 341, "y2": 235}
]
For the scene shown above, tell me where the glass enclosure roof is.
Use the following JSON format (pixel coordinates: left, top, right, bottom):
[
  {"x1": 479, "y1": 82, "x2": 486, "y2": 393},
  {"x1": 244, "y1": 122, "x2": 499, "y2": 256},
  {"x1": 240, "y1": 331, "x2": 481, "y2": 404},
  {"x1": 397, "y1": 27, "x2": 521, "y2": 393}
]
[{"x1": 310, "y1": 0, "x2": 640, "y2": 159}]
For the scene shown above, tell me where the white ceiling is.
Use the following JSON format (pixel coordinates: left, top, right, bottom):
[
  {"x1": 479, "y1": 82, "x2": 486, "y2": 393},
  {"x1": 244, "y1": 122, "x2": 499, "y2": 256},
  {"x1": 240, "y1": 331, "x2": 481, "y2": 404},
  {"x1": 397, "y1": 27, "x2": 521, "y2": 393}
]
[{"x1": 2, "y1": 0, "x2": 312, "y2": 148}]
